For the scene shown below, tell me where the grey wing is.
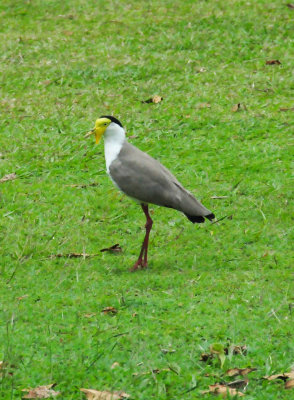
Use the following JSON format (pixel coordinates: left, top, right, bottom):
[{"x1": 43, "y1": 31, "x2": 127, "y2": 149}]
[
  {"x1": 109, "y1": 142, "x2": 213, "y2": 218},
  {"x1": 109, "y1": 143, "x2": 180, "y2": 207}
]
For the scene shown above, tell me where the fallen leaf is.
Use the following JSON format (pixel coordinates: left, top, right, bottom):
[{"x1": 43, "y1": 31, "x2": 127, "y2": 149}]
[
  {"x1": 133, "y1": 368, "x2": 171, "y2": 377},
  {"x1": 40, "y1": 80, "x2": 52, "y2": 86},
  {"x1": 22, "y1": 384, "x2": 60, "y2": 399},
  {"x1": 195, "y1": 67, "x2": 206, "y2": 73},
  {"x1": 198, "y1": 102, "x2": 211, "y2": 109},
  {"x1": 141, "y1": 95, "x2": 163, "y2": 104},
  {"x1": 80, "y1": 389, "x2": 130, "y2": 400},
  {"x1": 0, "y1": 173, "x2": 17, "y2": 183},
  {"x1": 211, "y1": 196, "x2": 228, "y2": 199},
  {"x1": 285, "y1": 379, "x2": 294, "y2": 389},
  {"x1": 100, "y1": 244, "x2": 122, "y2": 253},
  {"x1": 266, "y1": 59, "x2": 281, "y2": 65},
  {"x1": 201, "y1": 344, "x2": 247, "y2": 364},
  {"x1": 111, "y1": 362, "x2": 120, "y2": 369},
  {"x1": 264, "y1": 370, "x2": 294, "y2": 381},
  {"x1": 204, "y1": 372, "x2": 219, "y2": 378},
  {"x1": 16, "y1": 294, "x2": 29, "y2": 301},
  {"x1": 226, "y1": 367, "x2": 257, "y2": 377},
  {"x1": 286, "y1": 3, "x2": 294, "y2": 9},
  {"x1": 225, "y1": 344, "x2": 247, "y2": 355},
  {"x1": 101, "y1": 307, "x2": 118, "y2": 315},
  {"x1": 279, "y1": 107, "x2": 294, "y2": 112},
  {"x1": 232, "y1": 103, "x2": 241, "y2": 112},
  {"x1": 63, "y1": 30, "x2": 73, "y2": 36},
  {"x1": 57, "y1": 14, "x2": 75, "y2": 19},
  {"x1": 161, "y1": 348, "x2": 176, "y2": 354},
  {"x1": 84, "y1": 313, "x2": 96, "y2": 318},
  {"x1": 202, "y1": 384, "x2": 244, "y2": 397},
  {"x1": 128, "y1": 135, "x2": 138, "y2": 139},
  {"x1": 51, "y1": 253, "x2": 99, "y2": 259},
  {"x1": 227, "y1": 379, "x2": 249, "y2": 390},
  {"x1": 200, "y1": 353, "x2": 214, "y2": 362},
  {"x1": 0, "y1": 361, "x2": 3, "y2": 369}
]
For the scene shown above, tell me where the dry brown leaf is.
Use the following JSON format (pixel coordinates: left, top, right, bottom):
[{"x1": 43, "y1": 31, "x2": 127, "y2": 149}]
[
  {"x1": 285, "y1": 379, "x2": 294, "y2": 389},
  {"x1": 80, "y1": 389, "x2": 130, "y2": 400},
  {"x1": 264, "y1": 370, "x2": 294, "y2": 381},
  {"x1": 101, "y1": 306, "x2": 118, "y2": 315},
  {"x1": 84, "y1": 313, "x2": 96, "y2": 318},
  {"x1": 0, "y1": 361, "x2": 3, "y2": 369},
  {"x1": 232, "y1": 103, "x2": 241, "y2": 112},
  {"x1": 161, "y1": 348, "x2": 176, "y2": 354},
  {"x1": 198, "y1": 102, "x2": 211, "y2": 109},
  {"x1": 100, "y1": 244, "x2": 122, "y2": 253},
  {"x1": 152, "y1": 95, "x2": 163, "y2": 103},
  {"x1": 202, "y1": 384, "x2": 244, "y2": 398},
  {"x1": 0, "y1": 173, "x2": 17, "y2": 183},
  {"x1": 51, "y1": 253, "x2": 99, "y2": 259},
  {"x1": 111, "y1": 362, "x2": 120, "y2": 369},
  {"x1": 226, "y1": 367, "x2": 257, "y2": 377},
  {"x1": 279, "y1": 107, "x2": 294, "y2": 112},
  {"x1": 22, "y1": 384, "x2": 60, "y2": 399},
  {"x1": 63, "y1": 30, "x2": 73, "y2": 36},
  {"x1": 201, "y1": 344, "x2": 246, "y2": 364},
  {"x1": 141, "y1": 95, "x2": 163, "y2": 104},
  {"x1": 195, "y1": 67, "x2": 206, "y2": 73},
  {"x1": 200, "y1": 352, "x2": 214, "y2": 362},
  {"x1": 133, "y1": 368, "x2": 171, "y2": 377},
  {"x1": 227, "y1": 379, "x2": 249, "y2": 390},
  {"x1": 57, "y1": 14, "x2": 75, "y2": 19},
  {"x1": 40, "y1": 80, "x2": 52, "y2": 86},
  {"x1": 266, "y1": 59, "x2": 281, "y2": 65},
  {"x1": 287, "y1": 3, "x2": 294, "y2": 8},
  {"x1": 225, "y1": 345, "x2": 247, "y2": 355},
  {"x1": 17, "y1": 294, "x2": 29, "y2": 301}
]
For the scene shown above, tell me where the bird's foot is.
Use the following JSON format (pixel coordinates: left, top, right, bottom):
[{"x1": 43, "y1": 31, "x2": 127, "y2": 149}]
[{"x1": 130, "y1": 259, "x2": 148, "y2": 272}]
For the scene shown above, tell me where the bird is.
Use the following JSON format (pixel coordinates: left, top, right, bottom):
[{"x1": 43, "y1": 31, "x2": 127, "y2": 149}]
[{"x1": 86, "y1": 116, "x2": 215, "y2": 271}]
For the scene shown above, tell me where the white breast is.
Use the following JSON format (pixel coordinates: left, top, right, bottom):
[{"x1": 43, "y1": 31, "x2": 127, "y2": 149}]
[{"x1": 104, "y1": 123, "x2": 126, "y2": 173}]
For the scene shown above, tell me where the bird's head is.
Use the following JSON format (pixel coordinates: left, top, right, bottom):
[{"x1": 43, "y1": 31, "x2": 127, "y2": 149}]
[{"x1": 85, "y1": 115, "x2": 123, "y2": 144}]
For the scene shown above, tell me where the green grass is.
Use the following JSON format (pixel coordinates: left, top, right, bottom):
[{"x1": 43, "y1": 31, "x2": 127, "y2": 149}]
[{"x1": 0, "y1": 0, "x2": 293, "y2": 398}]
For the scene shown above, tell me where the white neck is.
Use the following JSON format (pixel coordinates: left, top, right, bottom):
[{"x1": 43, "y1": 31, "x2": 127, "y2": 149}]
[{"x1": 104, "y1": 123, "x2": 126, "y2": 173}]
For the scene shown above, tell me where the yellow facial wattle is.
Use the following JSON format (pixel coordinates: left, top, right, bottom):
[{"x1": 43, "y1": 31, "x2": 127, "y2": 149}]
[{"x1": 85, "y1": 117, "x2": 111, "y2": 144}]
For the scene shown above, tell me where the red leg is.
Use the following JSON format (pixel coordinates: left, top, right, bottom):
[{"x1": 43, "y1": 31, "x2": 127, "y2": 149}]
[
  {"x1": 130, "y1": 204, "x2": 153, "y2": 271},
  {"x1": 142, "y1": 204, "x2": 153, "y2": 268}
]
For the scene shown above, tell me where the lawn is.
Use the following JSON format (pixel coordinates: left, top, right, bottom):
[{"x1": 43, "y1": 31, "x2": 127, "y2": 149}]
[{"x1": 0, "y1": 0, "x2": 293, "y2": 399}]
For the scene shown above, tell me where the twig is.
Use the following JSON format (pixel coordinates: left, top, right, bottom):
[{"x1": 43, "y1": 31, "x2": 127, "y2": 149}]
[{"x1": 210, "y1": 215, "x2": 231, "y2": 225}]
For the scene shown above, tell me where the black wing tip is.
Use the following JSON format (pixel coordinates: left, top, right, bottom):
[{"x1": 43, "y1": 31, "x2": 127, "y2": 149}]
[
  {"x1": 185, "y1": 212, "x2": 215, "y2": 224},
  {"x1": 206, "y1": 213, "x2": 215, "y2": 221},
  {"x1": 185, "y1": 214, "x2": 205, "y2": 223}
]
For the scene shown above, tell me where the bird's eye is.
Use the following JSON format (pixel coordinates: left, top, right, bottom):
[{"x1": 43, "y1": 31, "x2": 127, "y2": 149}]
[{"x1": 104, "y1": 123, "x2": 108, "y2": 126}]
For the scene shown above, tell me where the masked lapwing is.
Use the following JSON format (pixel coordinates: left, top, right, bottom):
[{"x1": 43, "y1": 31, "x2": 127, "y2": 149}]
[{"x1": 86, "y1": 116, "x2": 215, "y2": 271}]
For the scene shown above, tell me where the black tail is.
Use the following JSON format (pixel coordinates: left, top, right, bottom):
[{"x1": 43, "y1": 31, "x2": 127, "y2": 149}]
[{"x1": 185, "y1": 212, "x2": 215, "y2": 224}]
